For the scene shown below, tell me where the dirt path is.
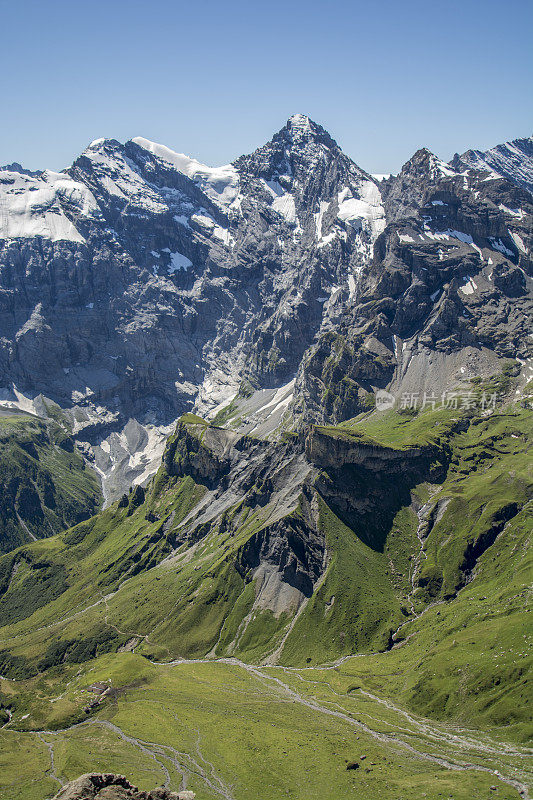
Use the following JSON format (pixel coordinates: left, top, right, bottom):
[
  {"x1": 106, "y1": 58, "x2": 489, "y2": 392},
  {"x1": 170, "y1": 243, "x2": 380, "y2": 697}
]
[{"x1": 4, "y1": 654, "x2": 530, "y2": 800}]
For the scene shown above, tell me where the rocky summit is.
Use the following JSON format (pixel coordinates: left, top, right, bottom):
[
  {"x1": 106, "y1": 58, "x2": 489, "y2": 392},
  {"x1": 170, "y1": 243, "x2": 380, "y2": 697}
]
[{"x1": 0, "y1": 117, "x2": 532, "y2": 800}]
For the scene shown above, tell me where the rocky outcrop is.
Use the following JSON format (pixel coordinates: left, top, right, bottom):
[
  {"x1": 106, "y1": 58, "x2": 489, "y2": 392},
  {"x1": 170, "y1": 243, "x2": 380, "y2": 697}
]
[
  {"x1": 52, "y1": 773, "x2": 195, "y2": 800},
  {"x1": 0, "y1": 115, "x2": 391, "y2": 499},
  {"x1": 303, "y1": 422, "x2": 453, "y2": 552},
  {"x1": 163, "y1": 420, "x2": 237, "y2": 488},
  {"x1": 158, "y1": 416, "x2": 323, "y2": 614},
  {"x1": 305, "y1": 426, "x2": 432, "y2": 473},
  {"x1": 296, "y1": 144, "x2": 533, "y2": 423},
  {"x1": 235, "y1": 485, "x2": 325, "y2": 612}
]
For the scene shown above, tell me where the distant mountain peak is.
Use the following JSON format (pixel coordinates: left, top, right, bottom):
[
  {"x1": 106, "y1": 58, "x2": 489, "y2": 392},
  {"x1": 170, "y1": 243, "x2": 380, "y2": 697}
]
[
  {"x1": 0, "y1": 162, "x2": 42, "y2": 177},
  {"x1": 454, "y1": 135, "x2": 533, "y2": 195},
  {"x1": 395, "y1": 147, "x2": 457, "y2": 183}
]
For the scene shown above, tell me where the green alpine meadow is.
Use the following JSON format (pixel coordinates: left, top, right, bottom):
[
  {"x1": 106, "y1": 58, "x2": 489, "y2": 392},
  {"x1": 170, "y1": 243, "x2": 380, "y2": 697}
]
[{"x1": 0, "y1": 374, "x2": 531, "y2": 799}]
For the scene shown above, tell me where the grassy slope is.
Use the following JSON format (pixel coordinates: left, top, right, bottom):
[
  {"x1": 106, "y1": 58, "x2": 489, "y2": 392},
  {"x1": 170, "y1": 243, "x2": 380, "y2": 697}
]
[
  {"x1": 278, "y1": 496, "x2": 413, "y2": 664},
  {"x1": 0, "y1": 414, "x2": 102, "y2": 553},
  {"x1": 0, "y1": 412, "x2": 427, "y2": 672},
  {"x1": 1, "y1": 654, "x2": 528, "y2": 800},
  {"x1": 0, "y1": 402, "x2": 531, "y2": 798}
]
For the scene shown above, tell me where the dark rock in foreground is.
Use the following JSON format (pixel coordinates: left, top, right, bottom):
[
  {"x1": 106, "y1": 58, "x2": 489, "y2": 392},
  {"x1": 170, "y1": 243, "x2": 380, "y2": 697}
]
[{"x1": 52, "y1": 773, "x2": 195, "y2": 800}]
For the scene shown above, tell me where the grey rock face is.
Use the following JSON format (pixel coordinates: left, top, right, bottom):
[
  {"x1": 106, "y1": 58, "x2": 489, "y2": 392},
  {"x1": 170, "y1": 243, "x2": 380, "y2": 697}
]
[
  {"x1": 452, "y1": 135, "x2": 533, "y2": 195},
  {"x1": 296, "y1": 147, "x2": 533, "y2": 423},
  {"x1": 0, "y1": 116, "x2": 387, "y2": 497},
  {"x1": 0, "y1": 120, "x2": 532, "y2": 496},
  {"x1": 162, "y1": 418, "x2": 323, "y2": 615}
]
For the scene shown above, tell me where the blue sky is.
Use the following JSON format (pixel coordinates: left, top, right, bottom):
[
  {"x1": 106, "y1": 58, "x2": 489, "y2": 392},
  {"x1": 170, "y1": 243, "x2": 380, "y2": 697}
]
[{"x1": 2, "y1": 0, "x2": 532, "y2": 174}]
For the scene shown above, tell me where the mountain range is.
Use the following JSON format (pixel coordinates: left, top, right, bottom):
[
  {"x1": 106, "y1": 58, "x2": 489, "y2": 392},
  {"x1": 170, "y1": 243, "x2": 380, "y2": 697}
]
[
  {"x1": 1, "y1": 118, "x2": 531, "y2": 505},
  {"x1": 0, "y1": 117, "x2": 531, "y2": 800}
]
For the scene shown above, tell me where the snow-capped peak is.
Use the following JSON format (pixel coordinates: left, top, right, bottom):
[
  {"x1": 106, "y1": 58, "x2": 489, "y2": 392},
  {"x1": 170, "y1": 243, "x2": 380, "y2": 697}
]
[
  {"x1": 398, "y1": 148, "x2": 458, "y2": 181},
  {"x1": 455, "y1": 135, "x2": 533, "y2": 195},
  {"x1": 131, "y1": 136, "x2": 240, "y2": 208},
  {"x1": 281, "y1": 114, "x2": 338, "y2": 150}
]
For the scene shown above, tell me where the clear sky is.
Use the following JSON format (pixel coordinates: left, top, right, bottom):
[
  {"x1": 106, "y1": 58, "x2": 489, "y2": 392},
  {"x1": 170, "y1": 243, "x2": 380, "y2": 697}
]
[{"x1": 2, "y1": 0, "x2": 532, "y2": 175}]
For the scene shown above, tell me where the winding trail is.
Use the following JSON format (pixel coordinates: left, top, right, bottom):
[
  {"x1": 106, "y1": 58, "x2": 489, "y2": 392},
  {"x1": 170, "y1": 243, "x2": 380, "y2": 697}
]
[
  {"x1": 96, "y1": 720, "x2": 172, "y2": 787},
  {"x1": 279, "y1": 668, "x2": 533, "y2": 760},
  {"x1": 1, "y1": 490, "x2": 530, "y2": 798},
  {"x1": 22, "y1": 717, "x2": 235, "y2": 800},
  {"x1": 0, "y1": 590, "x2": 119, "y2": 646}
]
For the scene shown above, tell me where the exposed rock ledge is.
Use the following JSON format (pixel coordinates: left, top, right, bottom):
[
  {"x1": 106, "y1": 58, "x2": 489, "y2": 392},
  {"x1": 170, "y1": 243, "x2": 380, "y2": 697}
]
[
  {"x1": 52, "y1": 773, "x2": 195, "y2": 800},
  {"x1": 305, "y1": 426, "x2": 434, "y2": 474}
]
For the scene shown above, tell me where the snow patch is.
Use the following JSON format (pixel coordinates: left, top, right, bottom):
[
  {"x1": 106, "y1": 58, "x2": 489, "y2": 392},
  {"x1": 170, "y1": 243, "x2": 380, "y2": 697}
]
[
  {"x1": 173, "y1": 214, "x2": 191, "y2": 229},
  {"x1": 488, "y1": 237, "x2": 514, "y2": 257},
  {"x1": 0, "y1": 168, "x2": 98, "y2": 242},
  {"x1": 337, "y1": 181, "x2": 386, "y2": 238},
  {"x1": 509, "y1": 230, "x2": 527, "y2": 254},
  {"x1": 459, "y1": 276, "x2": 477, "y2": 295},
  {"x1": 317, "y1": 231, "x2": 337, "y2": 248},
  {"x1": 314, "y1": 200, "x2": 330, "y2": 240},
  {"x1": 499, "y1": 204, "x2": 524, "y2": 219},
  {"x1": 191, "y1": 210, "x2": 234, "y2": 245},
  {"x1": 272, "y1": 192, "x2": 297, "y2": 224},
  {"x1": 168, "y1": 252, "x2": 192, "y2": 273},
  {"x1": 431, "y1": 229, "x2": 474, "y2": 244},
  {"x1": 471, "y1": 243, "x2": 484, "y2": 260},
  {"x1": 434, "y1": 158, "x2": 457, "y2": 177}
]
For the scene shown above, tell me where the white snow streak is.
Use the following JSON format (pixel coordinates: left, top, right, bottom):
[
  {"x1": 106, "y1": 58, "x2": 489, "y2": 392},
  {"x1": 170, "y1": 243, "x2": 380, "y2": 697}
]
[{"x1": 132, "y1": 137, "x2": 240, "y2": 208}]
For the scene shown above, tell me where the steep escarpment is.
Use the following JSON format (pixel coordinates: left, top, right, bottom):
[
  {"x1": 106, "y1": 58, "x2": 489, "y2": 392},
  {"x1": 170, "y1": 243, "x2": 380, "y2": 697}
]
[
  {"x1": 2, "y1": 397, "x2": 526, "y2": 674},
  {"x1": 305, "y1": 421, "x2": 450, "y2": 553},
  {"x1": 0, "y1": 116, "x2": 390, "y2": 501},
  {"x1": 0, "y1": 396, "x2": 530, "y2": 767}
]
